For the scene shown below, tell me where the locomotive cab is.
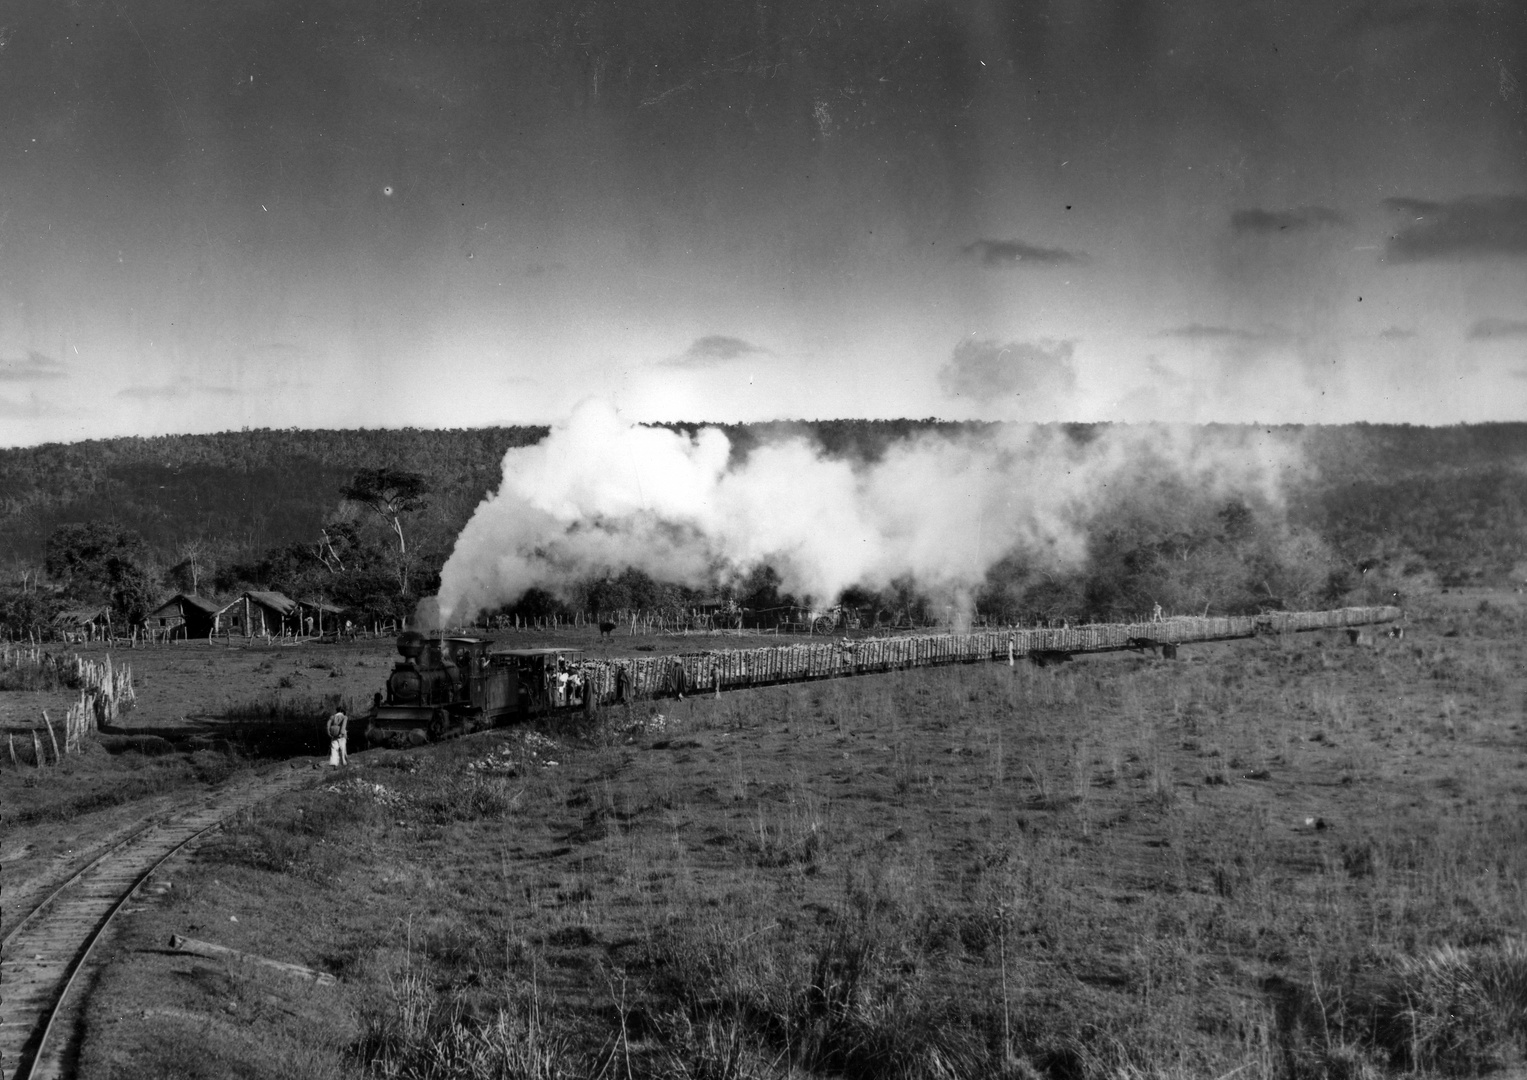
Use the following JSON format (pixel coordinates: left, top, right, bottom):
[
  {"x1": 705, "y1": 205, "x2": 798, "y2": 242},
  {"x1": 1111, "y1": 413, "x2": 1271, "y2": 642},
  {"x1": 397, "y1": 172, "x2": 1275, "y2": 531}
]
[{"x1": 487, "y1": 647, "x2": 588, "y2": 715}]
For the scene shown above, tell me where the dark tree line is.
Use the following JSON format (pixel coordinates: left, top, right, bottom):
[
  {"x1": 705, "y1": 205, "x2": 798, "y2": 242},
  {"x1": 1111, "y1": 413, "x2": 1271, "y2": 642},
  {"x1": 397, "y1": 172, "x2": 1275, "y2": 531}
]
[
  {"x1": 5, "y1": 420, "x2": 1525, "y2": 637},
  {"x1": 0, "y1": 426, "x2": 544, "y2": 566},
  {"x1": 0, "y1": 467, "x2": 441, "y2": 638}
]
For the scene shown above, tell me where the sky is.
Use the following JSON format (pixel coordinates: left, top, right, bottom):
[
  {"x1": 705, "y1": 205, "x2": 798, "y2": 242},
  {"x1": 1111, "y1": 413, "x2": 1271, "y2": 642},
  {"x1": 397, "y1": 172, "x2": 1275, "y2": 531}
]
[{"x1": 1, "y1": 0, "x2": 1526, "y2": 446}]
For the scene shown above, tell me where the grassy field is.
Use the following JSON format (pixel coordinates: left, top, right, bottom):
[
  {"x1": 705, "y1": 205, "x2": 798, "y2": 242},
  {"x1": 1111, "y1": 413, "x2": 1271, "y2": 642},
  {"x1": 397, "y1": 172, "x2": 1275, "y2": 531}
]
[
  {"x1": 8, "y1": 594, "x2": 1527, "y2": 1079},
  {"x1": 0, "y1": 626, "x2": 752, "y2": 818}
]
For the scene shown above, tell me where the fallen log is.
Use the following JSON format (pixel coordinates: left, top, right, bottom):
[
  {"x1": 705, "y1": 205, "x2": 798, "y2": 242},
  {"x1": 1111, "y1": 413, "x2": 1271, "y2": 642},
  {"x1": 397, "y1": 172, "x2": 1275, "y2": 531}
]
[{"x1": 169, "y1": 933, "x2": 337, "y2": 985}]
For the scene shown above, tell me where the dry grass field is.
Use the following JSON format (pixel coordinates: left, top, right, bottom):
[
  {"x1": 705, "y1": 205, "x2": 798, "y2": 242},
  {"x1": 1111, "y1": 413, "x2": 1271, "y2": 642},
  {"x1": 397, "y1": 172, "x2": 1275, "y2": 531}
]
[
  {"x1": 5, "y1": 593, "x2": 1527, "y2": 1079},
  {"x1": 0, "y1": 629, "x2": 775, "y2": 919}
]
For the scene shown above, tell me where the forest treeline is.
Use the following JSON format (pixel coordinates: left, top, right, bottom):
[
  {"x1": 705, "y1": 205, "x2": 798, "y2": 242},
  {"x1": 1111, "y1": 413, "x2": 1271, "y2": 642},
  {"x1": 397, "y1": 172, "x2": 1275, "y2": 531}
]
[{"x1": 2, "y1": 420, "x2": 1524, "y2": 637}]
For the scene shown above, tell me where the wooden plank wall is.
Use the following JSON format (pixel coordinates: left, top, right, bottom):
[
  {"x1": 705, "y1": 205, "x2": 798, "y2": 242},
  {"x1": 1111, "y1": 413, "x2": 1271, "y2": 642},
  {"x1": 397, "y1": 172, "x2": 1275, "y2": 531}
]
[{"x1": 575, "y1": 606, "x2": 1403, "y2": 706}]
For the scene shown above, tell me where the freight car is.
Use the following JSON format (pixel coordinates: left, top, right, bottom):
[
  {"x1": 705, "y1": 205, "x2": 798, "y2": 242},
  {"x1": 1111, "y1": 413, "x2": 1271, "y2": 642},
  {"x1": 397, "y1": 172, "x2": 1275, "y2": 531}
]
[{"x1": 362, "y1": 631, "x2": 587, "y2": 747}]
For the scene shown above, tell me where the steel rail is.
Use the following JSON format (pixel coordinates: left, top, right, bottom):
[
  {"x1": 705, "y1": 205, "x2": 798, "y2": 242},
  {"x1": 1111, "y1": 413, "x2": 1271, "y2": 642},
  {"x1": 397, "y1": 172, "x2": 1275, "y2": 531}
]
[
  {"x1": 2, "y1": 766, "x2": 313, "y2": 1080},
  {"x1": 1, "y1": 821, "x2": 159, "y2": 953},
  {"x1": 10, "y1": 818, "x2": 225, "y2": 1080}
]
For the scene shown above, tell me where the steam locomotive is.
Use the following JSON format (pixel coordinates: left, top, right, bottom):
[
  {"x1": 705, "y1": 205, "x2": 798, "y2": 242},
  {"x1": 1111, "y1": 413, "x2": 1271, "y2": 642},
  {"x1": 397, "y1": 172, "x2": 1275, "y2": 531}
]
[{"x1": 363, "y1": 630, "x2": 587, "y2": 747}]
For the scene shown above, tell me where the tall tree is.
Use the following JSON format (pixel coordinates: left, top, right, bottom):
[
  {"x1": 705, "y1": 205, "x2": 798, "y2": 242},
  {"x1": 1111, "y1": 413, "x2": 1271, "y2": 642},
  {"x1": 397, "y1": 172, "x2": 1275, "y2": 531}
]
[
  {"x1": 340, "y1": 468, "x2": 430, "y2": 593},
  {"x1": 173, "y1": 537, "x2": 212, "y2": 593},
  {"x1": 44, "y1": 521, "x2": 156, "y2": 626}
]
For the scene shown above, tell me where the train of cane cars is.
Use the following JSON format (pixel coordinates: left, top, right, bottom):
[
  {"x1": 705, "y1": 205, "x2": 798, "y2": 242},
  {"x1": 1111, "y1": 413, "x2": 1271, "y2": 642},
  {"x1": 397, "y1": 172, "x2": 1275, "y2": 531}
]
[{"x1": 361, "y1": 605, "x2": 1406, "y2": 748}]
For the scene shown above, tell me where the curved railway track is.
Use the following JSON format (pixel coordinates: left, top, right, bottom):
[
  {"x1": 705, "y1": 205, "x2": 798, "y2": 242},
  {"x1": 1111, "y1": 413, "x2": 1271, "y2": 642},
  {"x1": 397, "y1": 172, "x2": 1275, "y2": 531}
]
[{"x1": 1, "y1": 765, "x2": 315, "y2": 1080}]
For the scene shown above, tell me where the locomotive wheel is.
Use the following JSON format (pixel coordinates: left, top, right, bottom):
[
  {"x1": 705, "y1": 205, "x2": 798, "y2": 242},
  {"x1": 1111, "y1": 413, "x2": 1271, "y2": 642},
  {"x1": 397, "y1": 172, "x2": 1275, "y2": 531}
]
[{"x1": 427, "y1": 709, "x2": 449, "y2": 741}]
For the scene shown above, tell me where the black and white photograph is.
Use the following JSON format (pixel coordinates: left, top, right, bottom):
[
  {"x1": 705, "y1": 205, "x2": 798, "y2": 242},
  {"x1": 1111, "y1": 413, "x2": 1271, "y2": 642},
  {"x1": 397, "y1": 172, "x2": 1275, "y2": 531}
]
[{"x1": 3, "y1": 1, "x2": 1527, "y2": 1076}]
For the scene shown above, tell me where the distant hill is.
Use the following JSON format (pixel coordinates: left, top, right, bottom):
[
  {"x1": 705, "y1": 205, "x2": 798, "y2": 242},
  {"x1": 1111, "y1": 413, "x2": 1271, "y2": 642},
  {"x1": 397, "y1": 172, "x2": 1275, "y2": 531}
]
[
  {"x1": 0, "y1": 427, "x2": 546, "y2": 567},
  {"x1": 3, "y1": 419, "x2": 1525, "y2": 600},
  {"x1": 1290, "y1": 423, "x2": 1527, "y2": 585}
]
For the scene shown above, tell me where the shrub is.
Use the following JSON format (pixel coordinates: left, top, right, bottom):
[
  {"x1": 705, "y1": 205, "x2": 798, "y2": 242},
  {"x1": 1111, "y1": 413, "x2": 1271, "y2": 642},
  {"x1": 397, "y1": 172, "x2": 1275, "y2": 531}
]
[
  {"x1": 206, "y1": 797, "x2": 362, "y2": 882},
  {"x1": 0, "y1": 648, "x2": 83, "y2": 691},
  {"x1": 646, "y1": 872, "x2": 1000, "y2": 1080},
  {"x1": 358, "y1": 971, "x2": 582, "y2": 1080},
  {"x1": 652, "y1": 1014, "x2": 790, "y2": 1080},
  {"x1": 410, "y1": 772, "x2": 522, "y2": 823},
  {"x1": 1374, "y1": 940, "x2": 1527, "y2": 1071}
]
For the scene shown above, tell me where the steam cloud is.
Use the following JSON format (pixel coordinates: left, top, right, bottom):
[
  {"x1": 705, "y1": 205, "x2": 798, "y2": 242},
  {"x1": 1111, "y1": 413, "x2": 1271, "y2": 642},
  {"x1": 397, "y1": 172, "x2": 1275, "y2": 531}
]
[{"x1": 436, "y1": 400, "x2": 1303, "y2": 625}]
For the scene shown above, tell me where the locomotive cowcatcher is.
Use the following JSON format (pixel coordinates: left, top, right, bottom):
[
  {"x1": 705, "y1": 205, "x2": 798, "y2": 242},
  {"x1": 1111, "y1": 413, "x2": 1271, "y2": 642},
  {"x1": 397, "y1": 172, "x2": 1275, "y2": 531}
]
[{"x1": 363, "y1": 631, "x2": 587, "y2": 747}]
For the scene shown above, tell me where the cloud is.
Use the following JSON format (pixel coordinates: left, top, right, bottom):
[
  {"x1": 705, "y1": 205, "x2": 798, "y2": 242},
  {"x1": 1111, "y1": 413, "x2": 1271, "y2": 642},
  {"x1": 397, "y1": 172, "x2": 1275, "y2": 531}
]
[
  {"x1": 961, "y1": 239, "x2": 1086, "y2": 268},
  {"x1": 0, "y1": 351, "x2": 68, "y2": 382},
  {"x1": 0, "y1": 394, "x2": 59, "y2": 418},
  {"x1": 1467, "y1": 317, "x2": 1527, "y2": 340},
  {"x1": 1155, "y1": 324, "x2": 1299, "y2": 379},
  {"x1": 667, "y1": 334, "x2": 770, "y2": 367},
  {"x1": 1379, "y1": 326, "x2": 1416, "y2": 340},
  {"x1": 1230, "y1": 206, "x2": 1345, "y2": 234},
  {"x1": 938, "y1": 338, "x2": 1077, "y2": 400},
  {"x1": 1158, "y1": 324, "x2": 1288, "y2": 342},
  {"x1": 1111, "y1": 356, "x2": 1192, "y2": 421},
  {"x1": 251, "y1": 341, "x2": 311, "y2": 357},
  {"x1": 117, "y1": 380, "x2": 239, "y2": 401},
  {"x1": 1383, "y1": 194, "x2": 1527, "y2": 261}
]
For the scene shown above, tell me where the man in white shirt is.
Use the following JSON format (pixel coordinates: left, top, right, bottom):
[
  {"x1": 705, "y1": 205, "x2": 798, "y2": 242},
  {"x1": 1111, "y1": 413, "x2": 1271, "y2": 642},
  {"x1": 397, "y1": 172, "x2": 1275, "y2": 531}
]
[{"x1": 327, "y1": 708, "x2": 349, "y2": 766}]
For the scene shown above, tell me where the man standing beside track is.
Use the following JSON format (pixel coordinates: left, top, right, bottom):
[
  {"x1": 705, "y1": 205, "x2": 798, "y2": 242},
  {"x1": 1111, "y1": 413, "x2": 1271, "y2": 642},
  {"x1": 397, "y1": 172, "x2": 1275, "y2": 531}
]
[{"x1": 327, "y1": 707, "x2": 349, "y2": 766}]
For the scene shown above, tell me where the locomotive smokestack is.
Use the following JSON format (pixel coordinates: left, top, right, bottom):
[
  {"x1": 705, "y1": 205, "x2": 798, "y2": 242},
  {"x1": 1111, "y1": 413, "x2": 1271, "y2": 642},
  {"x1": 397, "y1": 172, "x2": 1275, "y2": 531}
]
[{"x1": 396, "y1": 630, "x2": 425, "y2": 661}]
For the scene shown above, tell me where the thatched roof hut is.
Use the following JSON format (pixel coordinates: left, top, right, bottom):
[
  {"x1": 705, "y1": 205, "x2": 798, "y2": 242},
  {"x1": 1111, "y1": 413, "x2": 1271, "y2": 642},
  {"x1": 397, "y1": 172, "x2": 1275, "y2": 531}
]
[{"x1": 146, "y1": 594, "x2": 221, "y2": 639}]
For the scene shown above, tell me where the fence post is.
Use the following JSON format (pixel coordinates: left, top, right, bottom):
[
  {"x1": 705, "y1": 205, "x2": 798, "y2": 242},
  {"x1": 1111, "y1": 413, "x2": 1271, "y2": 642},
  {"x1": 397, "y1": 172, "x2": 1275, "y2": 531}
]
[
  {"x1": 43, "y1": 709, "x2": 61, "y2": 761},
  {"x1": 8, "y1": 734, "x2": 16, "y2": 768},
  {"x1": 31, "y1": 729, "x2": 45, "y2": 768},
  {"x1": 104, "y1": 653, "x2": 117, "y2": 723}
]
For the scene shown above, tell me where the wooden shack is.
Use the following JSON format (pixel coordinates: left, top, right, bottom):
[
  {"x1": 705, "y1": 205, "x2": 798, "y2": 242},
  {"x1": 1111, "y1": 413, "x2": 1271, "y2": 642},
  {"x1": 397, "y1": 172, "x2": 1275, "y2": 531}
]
[
  {"x1": 295, "y1": 598, "x2": 345, "y2": 636},
  {"x1": 52, "y1": 606, "x2": 112, "y2": 641},
  {"x1": 146, "y1": 594, "x2": 221, "y2": 640},
  {"x1": 216, "y1": 590, "x2": 301, "y2": 637}
]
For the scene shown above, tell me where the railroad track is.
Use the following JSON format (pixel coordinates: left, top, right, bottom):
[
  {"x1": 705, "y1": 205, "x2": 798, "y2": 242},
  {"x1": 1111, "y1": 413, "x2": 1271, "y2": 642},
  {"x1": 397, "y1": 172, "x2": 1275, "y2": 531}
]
[{"x1": 0, "y1": 764, "x2": 317, "y2": 1080}]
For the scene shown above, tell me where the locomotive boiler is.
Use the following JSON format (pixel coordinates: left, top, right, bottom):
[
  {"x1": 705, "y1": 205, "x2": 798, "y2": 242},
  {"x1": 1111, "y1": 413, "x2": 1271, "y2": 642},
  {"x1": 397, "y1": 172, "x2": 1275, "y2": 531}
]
[{"x1": 363, "y1": 630, "x2": 587, "y2": 747}]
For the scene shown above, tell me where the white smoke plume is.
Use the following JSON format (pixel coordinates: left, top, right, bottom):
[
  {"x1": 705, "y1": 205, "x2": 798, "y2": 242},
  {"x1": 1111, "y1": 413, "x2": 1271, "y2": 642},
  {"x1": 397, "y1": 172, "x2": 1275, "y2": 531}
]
[{"x1": 436, "y1": 399, "x2": 1304, "y2": 624}]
